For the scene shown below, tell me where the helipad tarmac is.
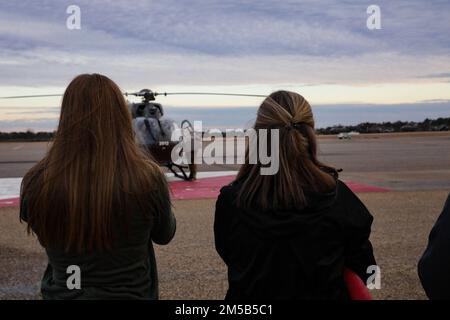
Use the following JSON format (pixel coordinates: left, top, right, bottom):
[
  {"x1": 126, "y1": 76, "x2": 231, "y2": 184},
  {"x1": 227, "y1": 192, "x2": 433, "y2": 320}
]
[{"x1": 1, "y1": 133, "x2": 449, "y2": 300}]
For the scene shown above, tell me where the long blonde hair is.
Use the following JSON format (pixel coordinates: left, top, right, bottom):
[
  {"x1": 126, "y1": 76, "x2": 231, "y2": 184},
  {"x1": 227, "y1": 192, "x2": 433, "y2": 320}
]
[
  {"x1": 235, "y1": 90, "x2": 337, "y2": 211},
  {"x1": 21, "y1": 74, "x2": 170, "y2": 252}
]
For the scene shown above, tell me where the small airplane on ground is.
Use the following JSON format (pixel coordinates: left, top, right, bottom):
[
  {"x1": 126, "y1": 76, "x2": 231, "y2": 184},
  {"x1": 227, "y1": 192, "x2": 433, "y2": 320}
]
[{"x1": 337, "y1": 131, "x2": 360, "y2": 140}]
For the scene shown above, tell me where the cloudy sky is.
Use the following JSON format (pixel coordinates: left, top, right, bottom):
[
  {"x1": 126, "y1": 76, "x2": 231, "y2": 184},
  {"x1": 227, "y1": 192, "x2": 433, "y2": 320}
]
[{"x1": 0, "y1": 0, "x2": 449, "y2": 130}]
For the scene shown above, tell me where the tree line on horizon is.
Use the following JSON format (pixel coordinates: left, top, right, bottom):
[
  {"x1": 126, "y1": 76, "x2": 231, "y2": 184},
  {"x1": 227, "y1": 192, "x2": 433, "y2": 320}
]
[
  {"x1": 0, "y1": 130, "x2": 54, "y2": 142},
  {"x1": 316, "y1": 117, "x2": 450, "y2": 135}
]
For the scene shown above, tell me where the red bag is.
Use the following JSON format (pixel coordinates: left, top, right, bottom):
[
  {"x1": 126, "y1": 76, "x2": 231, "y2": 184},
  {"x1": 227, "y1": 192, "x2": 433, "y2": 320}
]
[{"x1": 344, "y1": 268, "x2": 372, "y2": 300}]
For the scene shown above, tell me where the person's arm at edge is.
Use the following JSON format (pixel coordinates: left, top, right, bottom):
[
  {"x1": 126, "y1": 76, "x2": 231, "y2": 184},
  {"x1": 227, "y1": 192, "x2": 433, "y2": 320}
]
[
  {"x1": 418, "y1": 194, "x2": 450, "y2": 300},
  {"x1": 342, "y1": 182, "x2": 377, "y2": 284},
  {"x1": 214, "y1": 187, "x2": 230, "y2": 265},
  {"x1": 151, "y1": 174, "x2": 176, "y2": 245}
]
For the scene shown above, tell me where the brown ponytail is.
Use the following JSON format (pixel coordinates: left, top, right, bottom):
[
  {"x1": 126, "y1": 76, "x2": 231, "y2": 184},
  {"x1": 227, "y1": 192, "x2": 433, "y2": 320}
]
[{"x1": 235, "y1": 90, "x2": 337, "y2": 211}]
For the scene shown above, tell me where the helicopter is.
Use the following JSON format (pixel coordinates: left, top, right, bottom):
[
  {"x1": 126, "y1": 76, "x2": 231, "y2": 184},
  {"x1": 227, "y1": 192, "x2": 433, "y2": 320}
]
[
  {"x1": 125, "y1": 89, "x2": 198, "y2": 180},
  {"x1": 1, "y1": 89, "x2": 265, "y2": 181}
]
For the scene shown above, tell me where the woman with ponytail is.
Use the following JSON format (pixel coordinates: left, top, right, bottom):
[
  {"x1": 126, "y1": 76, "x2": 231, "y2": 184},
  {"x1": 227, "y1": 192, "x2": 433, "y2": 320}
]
[{"x1": 214, "y1": 90, "x2": 376, "y2": 300}]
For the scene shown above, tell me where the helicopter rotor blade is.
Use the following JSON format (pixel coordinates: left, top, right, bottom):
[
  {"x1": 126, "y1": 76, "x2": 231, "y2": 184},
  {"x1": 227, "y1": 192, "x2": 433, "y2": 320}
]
[
  {"x1": 124, "y1": 92, "x2": 140, "y2": 97},
  {"x1": 0, "y1": 94, "x2": 62, "y2": 99},
  {"x1": 1, "y1": 91, "x2": 266, "y2": 100},
  {"x1": 154, "y1": 92, "x2": 266, "y2": 98}
]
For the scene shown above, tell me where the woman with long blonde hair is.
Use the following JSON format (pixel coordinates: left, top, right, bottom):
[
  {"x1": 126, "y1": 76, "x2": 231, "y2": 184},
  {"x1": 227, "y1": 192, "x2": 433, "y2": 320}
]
[
  {"x1": 20, "y1": 74, "x2": 175, "y2": 299},
  {"x1": 214, "y1": 90, "x2": 376, "y2": 299}
]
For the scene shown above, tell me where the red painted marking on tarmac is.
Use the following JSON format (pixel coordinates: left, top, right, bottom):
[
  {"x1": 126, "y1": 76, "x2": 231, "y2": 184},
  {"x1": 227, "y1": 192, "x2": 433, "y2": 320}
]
[
  {"x1": 344, "y1": 181, "x2": 390, "y2": 193},
  {"x1": 169, "y1": 175, "x2": 390, "y2": 200},
  {"x1": 169, "y1": 175, "x2": 236, "y2": 200},
  {"x1": 0, "y1": 176, "x2": 390, "y2": 207},
  {"x1": 0, "y1": 197, "x2": 20, "y2": 208}
]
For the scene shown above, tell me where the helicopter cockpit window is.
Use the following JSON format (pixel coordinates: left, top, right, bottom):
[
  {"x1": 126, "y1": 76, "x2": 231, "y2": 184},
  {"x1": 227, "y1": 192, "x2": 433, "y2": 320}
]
[{"x1": 135, "y1": 102, "x2": 164, "y2": 119}]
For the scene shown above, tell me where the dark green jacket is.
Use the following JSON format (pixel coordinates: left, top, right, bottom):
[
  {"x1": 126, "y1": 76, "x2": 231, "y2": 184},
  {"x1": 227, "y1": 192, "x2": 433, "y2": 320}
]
[{"x1": 20, "y1": 198, "x2": 176, "y2": 300}]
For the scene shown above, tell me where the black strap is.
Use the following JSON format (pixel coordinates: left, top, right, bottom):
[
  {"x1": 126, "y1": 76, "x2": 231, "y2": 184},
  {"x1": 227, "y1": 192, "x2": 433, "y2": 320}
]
[
  {"x1": 143, "y1": 118, "x2": 157, "y2": 142},
  {"x1": 156, "y1": 118, "x2": 166, "y2": 137}
]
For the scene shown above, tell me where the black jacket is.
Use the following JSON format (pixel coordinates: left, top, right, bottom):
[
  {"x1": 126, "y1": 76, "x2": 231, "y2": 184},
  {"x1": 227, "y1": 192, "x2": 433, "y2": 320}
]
[
  {"x1": 214, "y1": 179, "x2": 376, "y2": 300},
  {"x1": 418, "y1": 194, "x2": 450, "y2": 299}
]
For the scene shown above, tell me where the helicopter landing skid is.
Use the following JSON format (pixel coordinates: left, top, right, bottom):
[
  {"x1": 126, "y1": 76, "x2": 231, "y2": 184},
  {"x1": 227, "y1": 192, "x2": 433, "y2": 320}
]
[{"x1": 166, "y1": 162, "x2": 196, "y2": 181}]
